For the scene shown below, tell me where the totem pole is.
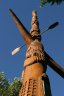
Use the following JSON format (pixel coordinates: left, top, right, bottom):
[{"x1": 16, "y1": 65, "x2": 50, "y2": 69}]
[{"x1": 9, "y1": 9, "x2": 64, "y2": 96}]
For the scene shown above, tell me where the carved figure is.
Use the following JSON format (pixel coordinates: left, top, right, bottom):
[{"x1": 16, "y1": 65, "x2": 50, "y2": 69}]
[{"x1": 9, "y1": 9, "x2": 64, "y2": 96}]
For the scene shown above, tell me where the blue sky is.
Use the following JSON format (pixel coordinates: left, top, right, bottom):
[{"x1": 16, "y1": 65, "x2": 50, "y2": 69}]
[{"x1": 0, "y1": 0, "x2": 64, "y2": 96}]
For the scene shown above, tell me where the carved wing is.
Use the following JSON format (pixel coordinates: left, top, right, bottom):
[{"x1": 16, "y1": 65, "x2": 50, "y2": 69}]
[
  {"x1": 44, "y1": 51, "x2": 64, "y2": 78},
  {"x1": 9, "y1": 9, "x2": 33, "y2": 46}
]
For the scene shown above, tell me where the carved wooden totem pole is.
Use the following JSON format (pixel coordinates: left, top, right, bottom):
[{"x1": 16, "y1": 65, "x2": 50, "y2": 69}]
[{"x1": 9, "y1": 9, "x2": 64, "y2": 96}]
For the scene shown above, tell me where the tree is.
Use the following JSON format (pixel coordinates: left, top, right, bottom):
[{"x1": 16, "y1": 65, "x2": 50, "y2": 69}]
[
  {"x1": 0, "y1": 72, "x2": 22, "y2": 96},
  {"x1": 8, "y1": 78, "x2": 22, "y2": 96},
  {"x1": 40, "y1": 0, "x2": 64, "y2": 7},
  {"x1": 0, "y1": 72, "x2": 9, "y2": 96}
]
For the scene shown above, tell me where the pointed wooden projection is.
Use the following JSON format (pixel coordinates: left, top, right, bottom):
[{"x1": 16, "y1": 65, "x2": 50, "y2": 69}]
[
  {"x1": 9, "y1": 9, "x2": 33, "y2": 46},
  {"x1": 9, "y1": 9, "x2": 64, "y2": 96}
]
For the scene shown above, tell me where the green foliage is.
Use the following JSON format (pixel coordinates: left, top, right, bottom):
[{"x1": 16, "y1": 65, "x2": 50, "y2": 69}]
[
  {"x1": 0, "y1": 72, "x2": 9, "y2": 96},
  {"x1": 8, "y1": 78, "x2": 22, "y2": 96},
  {"x1": 0, "y1": 72, "x2": 22, "y2": 96},
  {"x1": 40, "y1": 0, "x2": 64, "y2": 7}
]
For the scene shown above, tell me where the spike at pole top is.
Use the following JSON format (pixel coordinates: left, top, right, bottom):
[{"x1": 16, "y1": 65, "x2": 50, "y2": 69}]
[{"x1": 32, "y1": 10, "x2": 37, "y2": 17}]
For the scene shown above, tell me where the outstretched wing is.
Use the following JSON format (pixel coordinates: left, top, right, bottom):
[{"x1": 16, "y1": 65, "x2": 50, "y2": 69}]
[
  {"x1": 9, "y1": 9, "x2": 33, "y2": 46},
  {"x1": 44, "y1": 51, "x2": 64, "y2": 78}
]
